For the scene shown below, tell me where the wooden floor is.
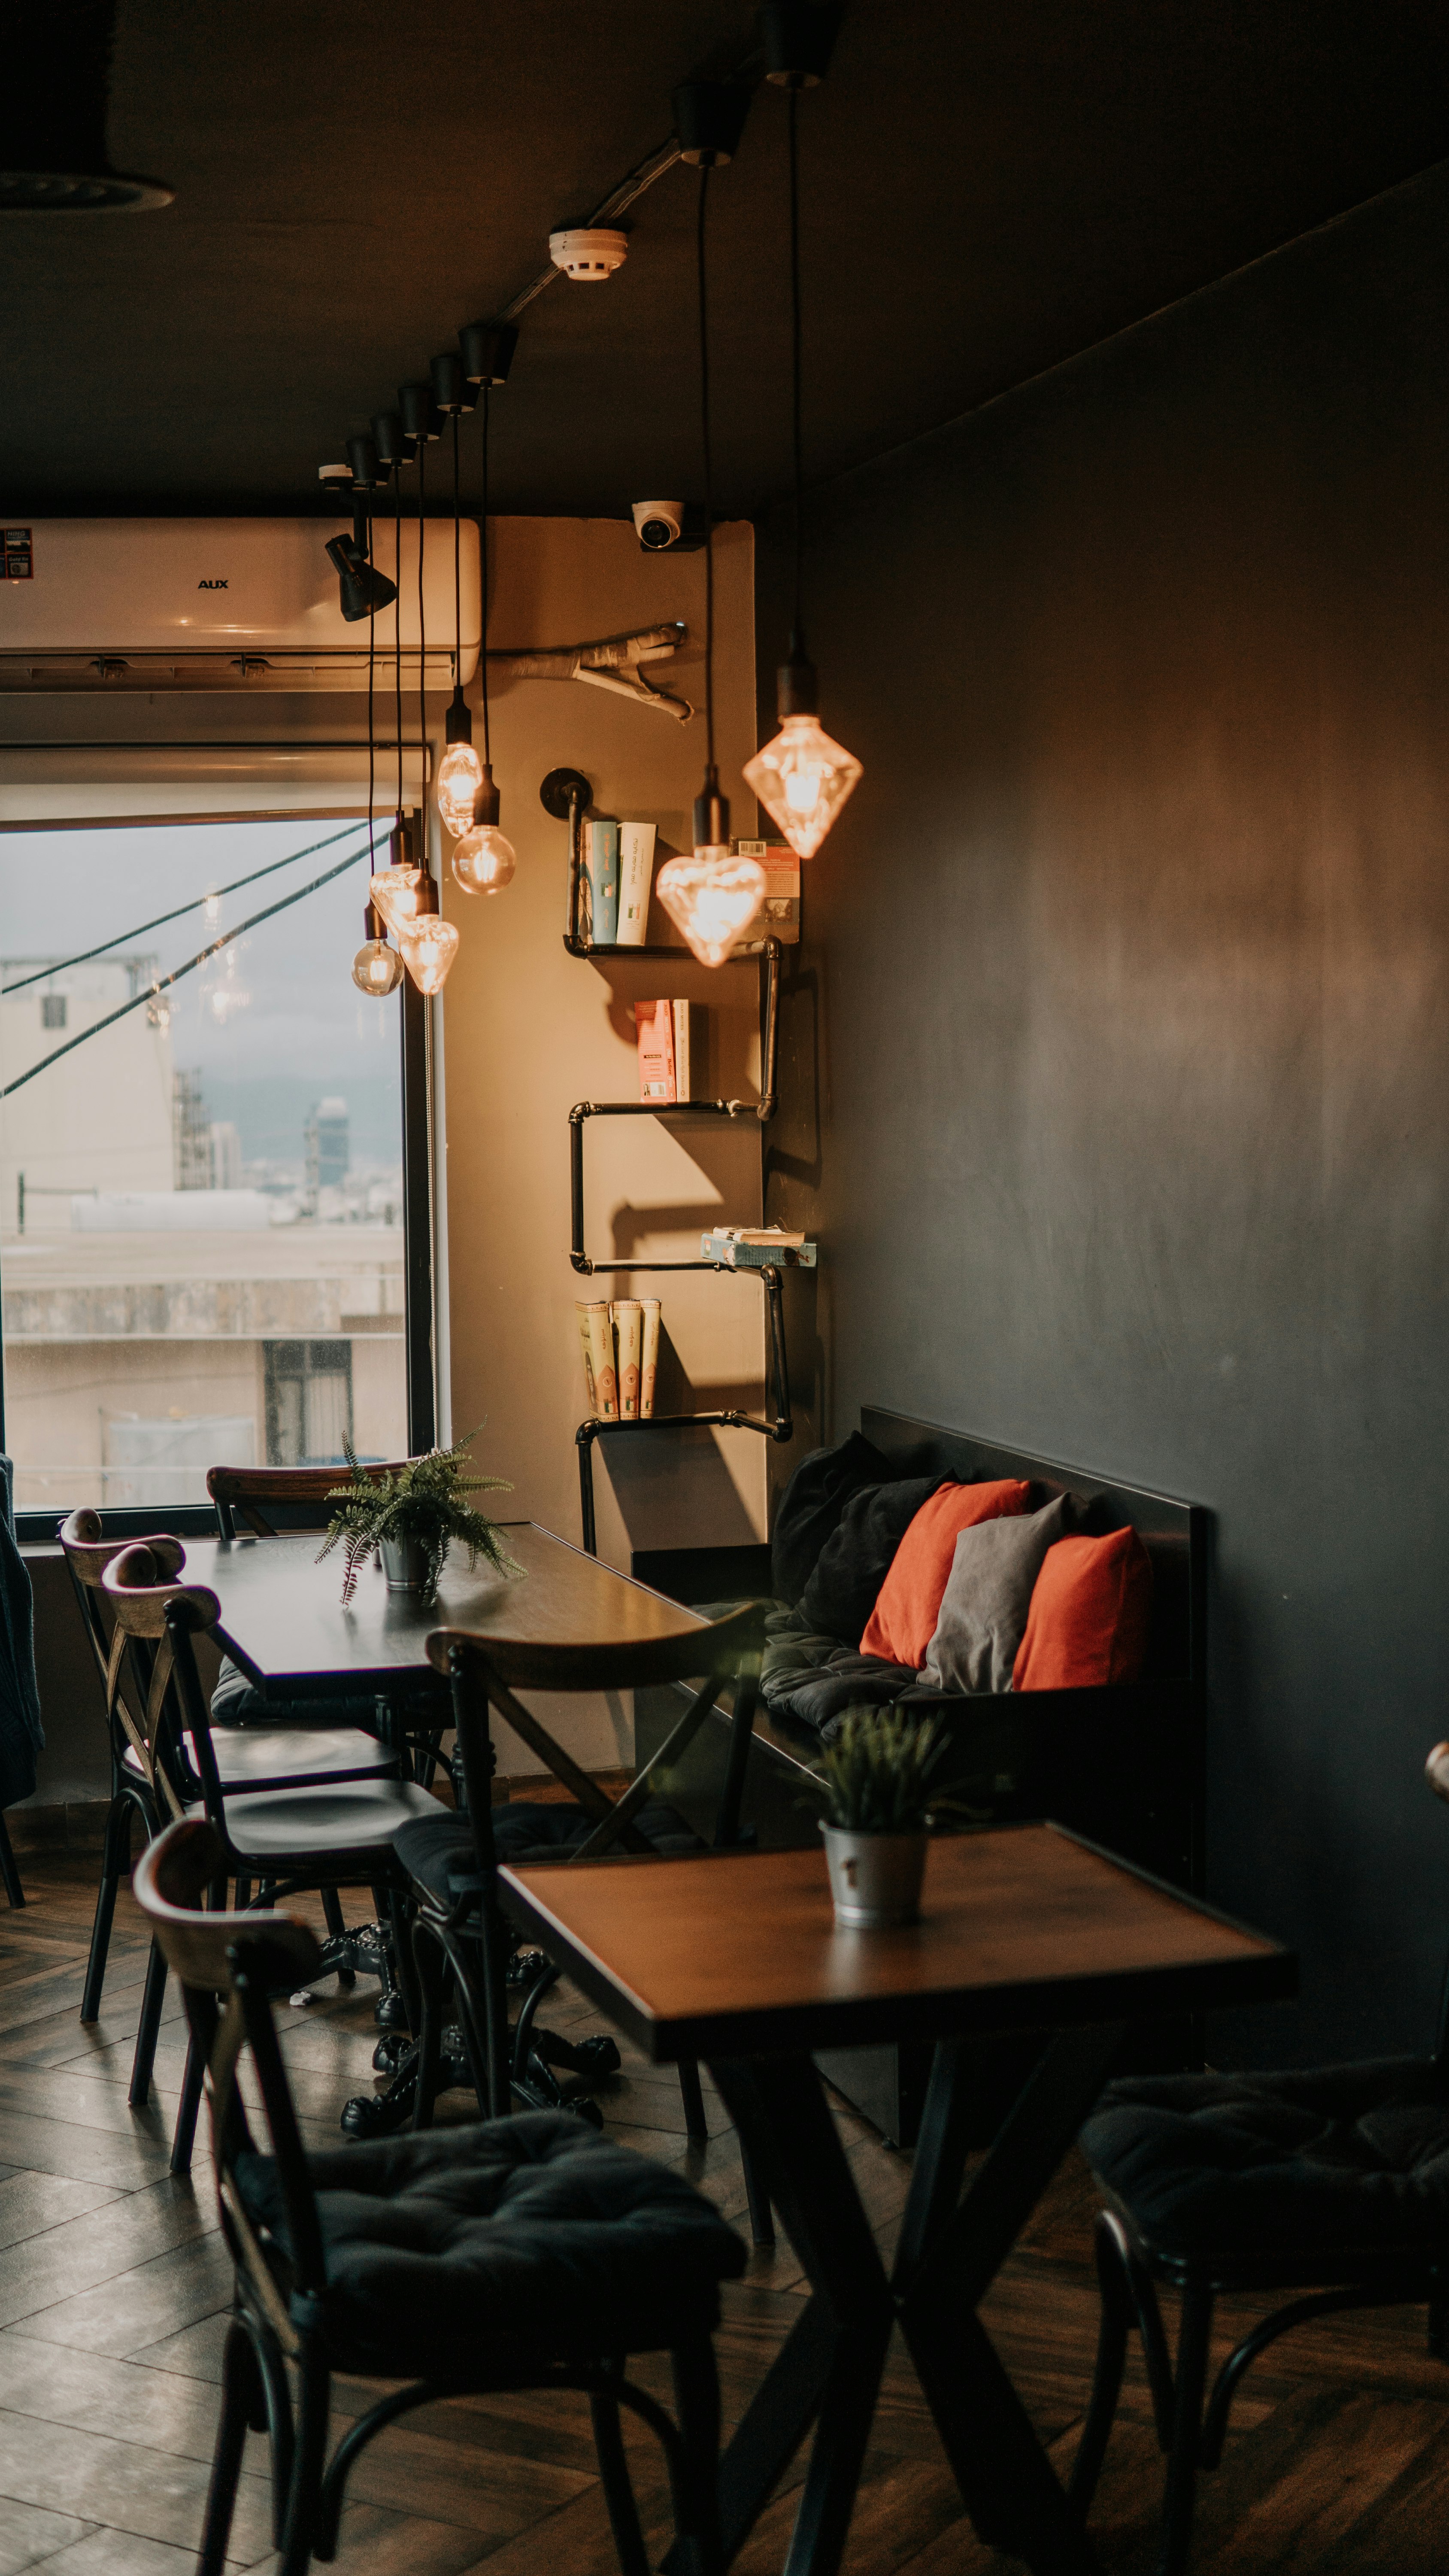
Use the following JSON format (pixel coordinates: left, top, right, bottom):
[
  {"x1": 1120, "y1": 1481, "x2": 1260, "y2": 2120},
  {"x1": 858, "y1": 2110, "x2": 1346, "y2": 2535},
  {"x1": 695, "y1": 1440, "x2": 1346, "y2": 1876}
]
[{"x1": 0, "y1": 1853, "x2": 1447, "y2": 2576}]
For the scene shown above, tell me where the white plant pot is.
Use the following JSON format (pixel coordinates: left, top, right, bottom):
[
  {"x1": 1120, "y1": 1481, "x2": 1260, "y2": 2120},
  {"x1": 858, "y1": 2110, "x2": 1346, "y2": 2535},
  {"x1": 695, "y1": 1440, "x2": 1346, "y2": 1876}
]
[
  {"x1": 380, "y1": 1537, "x2": 441, "y2": 1595},
  {"x1": 822, "y1": 1823, "x2": 928, "y2": 1929}
]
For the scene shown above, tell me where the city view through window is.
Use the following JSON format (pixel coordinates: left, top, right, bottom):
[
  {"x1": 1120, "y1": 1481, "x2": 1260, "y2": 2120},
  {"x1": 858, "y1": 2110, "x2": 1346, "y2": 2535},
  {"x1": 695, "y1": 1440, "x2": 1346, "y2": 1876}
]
[{"x1": 0, "y1": 816, "x2": 407, "y2": 1512}]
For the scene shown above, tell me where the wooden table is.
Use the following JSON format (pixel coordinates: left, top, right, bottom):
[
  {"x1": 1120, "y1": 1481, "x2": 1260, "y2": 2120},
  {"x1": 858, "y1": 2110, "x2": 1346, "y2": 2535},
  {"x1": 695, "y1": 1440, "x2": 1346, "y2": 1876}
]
[
  {"x1": 181, "y1": 1520, "x2": 701, "y2": 1697},
  {"x1": 500, "y1": 1826, "x2": 1295, "y2": 2576}
]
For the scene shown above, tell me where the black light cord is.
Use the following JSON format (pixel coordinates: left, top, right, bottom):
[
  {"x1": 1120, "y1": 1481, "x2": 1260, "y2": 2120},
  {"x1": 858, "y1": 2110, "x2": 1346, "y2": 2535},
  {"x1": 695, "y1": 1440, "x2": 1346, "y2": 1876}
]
[
  {"x1": 394, "y1": 467, "x2": 404, "y2": 826},
  {"x1": 416, "y1": 438, "x2": 427, "y2": 781},
  {"x1": 0, "y1": 831, "x2": 374, "y2": 1101},
  {"x1": 788, "y1": 84, "x2": 804, "y2": 655},
  {"x1": 452, "y1": 413, "x2": 462, "y2": 691},
  {"x1": 480, "y1": 384, "x2": 492, "y2": 766},
  {"x1": 2, "y1": 822, "x2": 368, "y2": 996},
  {"x1": 367, "y1": 515, "x2": 376, "y2": 874},
  {"x1": 697, "y1": 164, "x2": 715, "y2": 778}
]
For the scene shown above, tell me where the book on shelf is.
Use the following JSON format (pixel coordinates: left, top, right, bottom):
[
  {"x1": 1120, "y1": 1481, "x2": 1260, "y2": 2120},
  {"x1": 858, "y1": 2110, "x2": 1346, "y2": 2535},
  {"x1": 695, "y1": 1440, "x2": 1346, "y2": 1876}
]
[
  {"x1": 671, "y1": 999, "x2": 706, "y2": 1101},
  {"x1": 640, "y1": 1298, "x2": 661, "y2": 1418},
  {"x1": 736, "y1": 840, "x2": 800, "y2": 943},
  {"x1": 617, "y1": 821, "x2": 656, "y2": 947},
  {"x1": 635, "y1": 998, "x2": 676, "y2": 1102},
  {"x1": 587, "y1": 819, "x2": 620, "y2": 946},
  {"x1": 612, "y1": 1299, "x2": 643, "y2": 1419},
  {"x1": 576, "y1": 1300, "x2": 618, "y2": 1416},
  {"x1": 701, "y1": 1225, "x2": 818, "y2": 1269}
]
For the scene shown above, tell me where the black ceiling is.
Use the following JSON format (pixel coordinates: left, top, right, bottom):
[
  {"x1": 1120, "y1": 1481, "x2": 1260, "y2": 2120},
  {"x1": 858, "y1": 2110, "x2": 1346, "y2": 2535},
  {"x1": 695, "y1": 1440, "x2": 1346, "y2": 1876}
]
[{"x1": 7, "y1": 2, "x2": 1449, "y2": 523}]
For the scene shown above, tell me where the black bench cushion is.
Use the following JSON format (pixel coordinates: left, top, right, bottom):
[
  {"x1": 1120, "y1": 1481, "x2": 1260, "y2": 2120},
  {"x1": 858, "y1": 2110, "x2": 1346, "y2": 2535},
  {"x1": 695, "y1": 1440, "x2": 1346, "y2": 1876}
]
[
  {"x1": 236, "y1": 2109, "x2": 746, "y2": 2373},
  {"x1": 770, "y1": 1430, "x2": 891, "y2": 1606},
  {"x1": 395, "y1": 1800, "x2": 704, "y2": 1906},
  {"x1": 1082, "y1": 2057, "x2": 1449, "y2": 2265}
]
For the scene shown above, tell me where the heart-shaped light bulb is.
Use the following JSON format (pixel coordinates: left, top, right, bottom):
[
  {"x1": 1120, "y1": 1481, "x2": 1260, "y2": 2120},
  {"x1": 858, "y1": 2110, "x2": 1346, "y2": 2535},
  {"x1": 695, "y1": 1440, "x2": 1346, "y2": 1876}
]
[
  {"x1": 397, "y1": 911, "x2": 461, "y2": 996},
  {"x1": 370, "y1": 866, "x2": 427, "y2": 935},
  {"x1": 655, "y1": 847, "x2": 767, "y2": 968}
]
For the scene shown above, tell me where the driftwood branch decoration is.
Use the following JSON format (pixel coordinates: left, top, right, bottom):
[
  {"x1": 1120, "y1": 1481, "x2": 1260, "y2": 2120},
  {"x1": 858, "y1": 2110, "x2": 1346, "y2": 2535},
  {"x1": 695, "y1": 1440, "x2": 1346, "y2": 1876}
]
[{"x1": 487, "y1": 620, "x2": 693, "y2": 721}]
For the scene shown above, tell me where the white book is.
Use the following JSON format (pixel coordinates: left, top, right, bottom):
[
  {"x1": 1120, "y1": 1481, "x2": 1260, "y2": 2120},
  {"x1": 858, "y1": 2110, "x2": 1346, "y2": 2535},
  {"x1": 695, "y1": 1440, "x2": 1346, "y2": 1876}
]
[
  {"x1": 617, "y1": 821, "x2": 657, "y2": 946},
  {"x1": 671, "y1": 999, "x2": 704, "y2": 1101}
]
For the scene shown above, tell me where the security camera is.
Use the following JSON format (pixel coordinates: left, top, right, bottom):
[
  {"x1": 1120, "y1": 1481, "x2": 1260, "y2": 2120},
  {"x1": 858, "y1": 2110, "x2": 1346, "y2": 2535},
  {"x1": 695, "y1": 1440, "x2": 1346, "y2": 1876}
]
[{"x1": 633, "y1": 501, "x2": 686, "y2": 551}]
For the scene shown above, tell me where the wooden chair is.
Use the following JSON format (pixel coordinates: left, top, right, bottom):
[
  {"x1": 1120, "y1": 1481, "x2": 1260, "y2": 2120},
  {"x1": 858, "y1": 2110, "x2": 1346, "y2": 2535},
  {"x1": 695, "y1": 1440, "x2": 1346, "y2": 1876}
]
[
  {"x1": 134, "y1": 1815, "x2": 740, "y2": 2576},
  {"x1": 101, "y1": 1543, "x2": 441, "y2": 2167},
  {"x1": 1072, "y1": 1739, "x2": 1449, "y2": 2574},
  {"x1": 390, "y1": 1602, "x2": 777, "y2": 2244},
  {"x1": 59, "y1": 1507, "x2": 396, "y2": 2110}
]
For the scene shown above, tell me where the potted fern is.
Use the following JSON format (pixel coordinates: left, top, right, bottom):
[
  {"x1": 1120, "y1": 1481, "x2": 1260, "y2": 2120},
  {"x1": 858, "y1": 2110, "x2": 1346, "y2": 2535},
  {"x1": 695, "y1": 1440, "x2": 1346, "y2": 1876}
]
[
  {"x1": 813, "y1": 1708, "x2": 961, "y2": 1929},
  {"x1": 318, "y1": 1430, "x2": 522, "y2": 1608}
]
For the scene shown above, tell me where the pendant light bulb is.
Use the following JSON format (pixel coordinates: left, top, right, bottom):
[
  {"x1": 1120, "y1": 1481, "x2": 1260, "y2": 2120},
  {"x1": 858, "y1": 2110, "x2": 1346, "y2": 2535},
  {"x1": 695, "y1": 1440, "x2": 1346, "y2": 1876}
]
[
  {"x1": 397, "y1": 910, "x2": 460, "y2": 995},
  {"x1": 351, "y1": 902, "x2": 403, "y2": 996},
  {"x1": 437, "y1": 738, "x2": 485, "y2": 838},
  {"x1": 655, "y1": 769, "x2": 764, "y2": 967},
  {"x1": 450, "y1": 763, "x2": 516, "y2": 896},
  {"x1": 743, "y1": 688, "x2": 861, "y2": 859},
  {"x1": 370, "y1": 819, "x2": 428, "y2": 936}
]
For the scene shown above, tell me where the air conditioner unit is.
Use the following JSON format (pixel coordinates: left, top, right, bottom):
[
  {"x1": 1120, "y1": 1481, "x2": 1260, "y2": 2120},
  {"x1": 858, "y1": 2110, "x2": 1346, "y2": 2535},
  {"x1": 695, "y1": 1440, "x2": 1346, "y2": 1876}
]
[{"x1": 0, "y1": 519, "x2": 479, "y2": 693}]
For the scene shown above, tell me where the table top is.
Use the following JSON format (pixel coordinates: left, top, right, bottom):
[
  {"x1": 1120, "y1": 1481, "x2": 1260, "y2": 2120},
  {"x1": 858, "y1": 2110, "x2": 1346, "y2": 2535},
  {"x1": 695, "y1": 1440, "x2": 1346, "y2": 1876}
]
[
  {"x1": 181, "y1": 1522, "x2": 703, "y2": 1694},
  {"x1": 500, "y1": 1825, "x2": 1295, "y2": 2062}
]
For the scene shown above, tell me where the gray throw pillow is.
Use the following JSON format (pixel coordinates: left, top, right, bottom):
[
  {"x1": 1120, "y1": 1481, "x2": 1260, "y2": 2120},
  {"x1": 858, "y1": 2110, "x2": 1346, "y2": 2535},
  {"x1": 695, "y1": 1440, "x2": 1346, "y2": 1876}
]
[{"x1": 922, "y1": 1494, "x2": 1078, "y2": 1695}]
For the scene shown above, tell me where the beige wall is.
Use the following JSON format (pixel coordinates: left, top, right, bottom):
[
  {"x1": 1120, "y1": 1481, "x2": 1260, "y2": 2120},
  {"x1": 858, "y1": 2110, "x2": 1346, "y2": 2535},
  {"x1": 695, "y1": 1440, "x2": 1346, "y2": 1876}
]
[{"x1": 439, "y1": 516, "x2": 769, "y2": 1571}]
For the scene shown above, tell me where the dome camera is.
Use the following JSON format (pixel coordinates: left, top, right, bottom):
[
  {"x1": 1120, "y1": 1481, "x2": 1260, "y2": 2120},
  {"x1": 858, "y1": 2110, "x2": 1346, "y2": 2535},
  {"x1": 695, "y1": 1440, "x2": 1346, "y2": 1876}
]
[{"x1": 633, "y1": 500, "x2": 686, "y2": 551}]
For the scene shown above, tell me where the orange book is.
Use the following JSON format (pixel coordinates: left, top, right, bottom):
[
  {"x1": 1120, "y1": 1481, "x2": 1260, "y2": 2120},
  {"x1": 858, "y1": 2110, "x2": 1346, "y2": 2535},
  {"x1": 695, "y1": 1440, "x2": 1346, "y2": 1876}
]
[{"x1": 635, "y1": 998, "x2": 676, "y2": 1103}]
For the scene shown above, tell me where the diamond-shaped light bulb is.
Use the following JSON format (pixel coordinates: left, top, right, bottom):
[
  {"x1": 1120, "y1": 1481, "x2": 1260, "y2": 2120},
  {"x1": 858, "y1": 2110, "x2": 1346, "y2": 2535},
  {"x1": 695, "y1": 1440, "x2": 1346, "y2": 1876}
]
[
  {"x1": 655, "y1": 845, "x2": 767, "y2": 969},
  {"x1": 397, "y1": 910, "x2": 460, "y2": 996},
  {"x1": 369, "y1": 867, "x2": 427, "y2": 936},
  {"x1": 743, "y1": 712, "x2": 861, "y2": 859}
]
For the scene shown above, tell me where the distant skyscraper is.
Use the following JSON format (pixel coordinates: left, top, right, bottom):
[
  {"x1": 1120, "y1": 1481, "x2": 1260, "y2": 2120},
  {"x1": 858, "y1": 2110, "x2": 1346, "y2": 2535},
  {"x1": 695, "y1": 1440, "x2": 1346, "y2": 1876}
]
[
  {"x1": 209, "y1": 1121, "x2": 243, "y2": 1190},
  {"x1": 304, "y1": 1096, "x2": 349, "y2": 1205}
]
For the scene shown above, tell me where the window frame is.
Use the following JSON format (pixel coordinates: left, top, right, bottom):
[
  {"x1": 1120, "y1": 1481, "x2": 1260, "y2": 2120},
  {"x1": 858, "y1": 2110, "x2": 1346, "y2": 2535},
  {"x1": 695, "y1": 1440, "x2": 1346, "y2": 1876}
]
[{"x1": 0, "y1": 810, "x2": 435, "y2": 1543}]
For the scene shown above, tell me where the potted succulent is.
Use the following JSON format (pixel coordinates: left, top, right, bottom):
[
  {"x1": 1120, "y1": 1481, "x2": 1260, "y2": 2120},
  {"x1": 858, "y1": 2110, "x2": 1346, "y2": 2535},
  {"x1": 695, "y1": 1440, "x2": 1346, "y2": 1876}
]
[
  {"x1": 812, "y1": 1708, "x2": 964, "y2": 1929},
  {"x1": 318, "y1": 1430, "x2": 522, "y2": 1608}
]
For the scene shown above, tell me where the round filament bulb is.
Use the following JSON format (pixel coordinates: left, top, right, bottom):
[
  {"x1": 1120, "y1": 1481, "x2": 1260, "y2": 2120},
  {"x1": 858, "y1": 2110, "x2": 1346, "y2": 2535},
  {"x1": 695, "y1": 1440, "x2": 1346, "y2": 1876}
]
[
  {"x1": 352, "y1": 938, "x2": 403, "y2": 997},
  {"x1": 452, "y1": 824, "x2": 517, "y2": 896}
]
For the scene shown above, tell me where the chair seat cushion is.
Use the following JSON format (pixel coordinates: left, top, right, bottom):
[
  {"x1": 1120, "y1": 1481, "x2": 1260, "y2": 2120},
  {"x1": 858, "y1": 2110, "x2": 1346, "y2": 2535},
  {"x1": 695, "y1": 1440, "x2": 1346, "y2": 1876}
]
[
  {"x1": 235, "y1": 2108, "x2": 746, "y2": 2373},
  {"x1": 1082, "y1": 2057, "x2": 1449, "y2": 2265},
  {"x1": 396, "y1": 1801, "x2": 704, "y2": 1907},
  {"x1": 124, "y1": 1727, "x2": 394, "y2": 1795},
  {"x1": 214, "y1": 1777, "x2": 440, "y2": 1862}
]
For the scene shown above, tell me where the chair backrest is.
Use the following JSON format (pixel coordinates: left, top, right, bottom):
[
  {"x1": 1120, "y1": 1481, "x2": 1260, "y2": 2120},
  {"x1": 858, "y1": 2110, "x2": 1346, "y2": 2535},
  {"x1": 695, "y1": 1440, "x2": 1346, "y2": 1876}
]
[
  {"x1": 101, "y1": 1543, "x2": 227, "y2": 1826},
  {"x1": 133, "y1": 1816, "x2": 325, "y2": 2353},
  {"x1": 208, "y1": 1460, "x2": 413, "y2": 1540},
  {"x1": 59, "y1": 1507, "x2": 188, "y2": 1799},
  {"x1": 426, "y1": 1599, "x2": 770, "y2": 1864}
]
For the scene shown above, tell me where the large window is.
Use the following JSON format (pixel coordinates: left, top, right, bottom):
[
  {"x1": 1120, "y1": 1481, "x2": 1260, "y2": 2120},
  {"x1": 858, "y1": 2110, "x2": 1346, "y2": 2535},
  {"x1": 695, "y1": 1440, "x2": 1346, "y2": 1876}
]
[{"x1": 0, "y1": 814, "x2": 419, "y2": 1525}]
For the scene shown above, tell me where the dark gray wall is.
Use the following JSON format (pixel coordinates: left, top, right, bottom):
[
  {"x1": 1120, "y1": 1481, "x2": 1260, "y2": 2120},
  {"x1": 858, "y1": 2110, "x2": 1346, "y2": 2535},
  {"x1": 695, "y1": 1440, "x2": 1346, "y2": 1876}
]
[{"x1": 762, "y1": 160, "x2": 1449, "y2": 2065}]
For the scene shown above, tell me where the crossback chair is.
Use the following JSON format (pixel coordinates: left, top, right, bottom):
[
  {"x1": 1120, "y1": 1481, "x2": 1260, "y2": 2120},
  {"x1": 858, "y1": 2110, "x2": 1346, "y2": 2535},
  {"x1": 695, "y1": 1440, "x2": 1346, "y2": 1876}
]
[
  {"x1": 60, "y1": 1507, "x2": 397, "y2": 2110},
  {"x1": 101, "y1": 1543, "x2": 441, "y2": 2168},
  {"x1": 1072, "y1": 1740, "x2": 1449, "y2": 2575},
  {"x1": 385, "y1": 1602, "x2": 776, "y2": 2244},
  {"x1": 135, "y1": 1816, "x2": 741, "y2": 2576}
]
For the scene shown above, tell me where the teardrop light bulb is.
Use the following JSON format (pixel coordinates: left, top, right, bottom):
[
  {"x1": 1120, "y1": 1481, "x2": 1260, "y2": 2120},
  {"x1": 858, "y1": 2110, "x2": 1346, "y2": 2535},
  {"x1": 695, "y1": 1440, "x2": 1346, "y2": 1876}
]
[
  {"x1": 352, "y1": 937, "x2": 403, "y2": 996},
  {"x1": 655, "y1": 845, "x2": 766, "y2": 969},
  {"x1": 452, "y1": 823, "x2": 517, "y2": 896},
  {"x1": 437, "y1": 738, "x2": 485, "y2": 838},
  {"x1": 369, "y1": 867, "x2": 427, "y2": 936},
  {"x1": 397, "y1": 911, "x2": 461, "y2": 995},
  {"x1": 743, "y1": 712, "x2": 861, "y2": 859}
]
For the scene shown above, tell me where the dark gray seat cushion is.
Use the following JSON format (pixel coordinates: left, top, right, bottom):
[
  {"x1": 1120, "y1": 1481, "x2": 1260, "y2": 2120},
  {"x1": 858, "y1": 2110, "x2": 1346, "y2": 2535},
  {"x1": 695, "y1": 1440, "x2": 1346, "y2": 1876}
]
[
  {"x1": 1082, "y1": 2058, "x2": 1449, "y2": 2265},
  {"x1": 921, "y1": 1493, "x2": 1077, "y2": 1695},
  {"x1": 396, "y1": 1799, "x2": 704, "y2": 1906},
  {"x1": 794, "y1": 1473, "x2": 943, "y2": 1649},
  {"x1": 770, "y1": 1431, "x2": 891, "y2": 1607},
  {"x1": 236, "y1": 2109, "x2": 746, "y2": 2373}
]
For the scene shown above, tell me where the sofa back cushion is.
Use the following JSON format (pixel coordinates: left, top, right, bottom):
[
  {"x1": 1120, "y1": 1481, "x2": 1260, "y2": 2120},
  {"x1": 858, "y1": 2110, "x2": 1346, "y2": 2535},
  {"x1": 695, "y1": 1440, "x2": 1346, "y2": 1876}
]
[
  {"x1": 770, "y1": 1431, "x2": 891, "y2": 1607},
  {"x1": 861, "y1": 1478, "x2": 1032, "y2": 1669},
  {"x1": 1012, "y1": 1525, "x2": 1154, "y2": 1691},
  {"x1": 795, "y1": 1474, "x2": 944, "y2": 1649},
  {"x1": 919, "y1": 1493, "x2": 1076, "y2": 1695}
]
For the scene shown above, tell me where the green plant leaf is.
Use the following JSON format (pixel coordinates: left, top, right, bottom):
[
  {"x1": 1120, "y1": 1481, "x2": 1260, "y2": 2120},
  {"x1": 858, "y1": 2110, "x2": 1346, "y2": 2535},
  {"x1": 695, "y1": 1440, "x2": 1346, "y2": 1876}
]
[{"x1": 316, "y1": 1426, "x2": 524, "y2": 1605}]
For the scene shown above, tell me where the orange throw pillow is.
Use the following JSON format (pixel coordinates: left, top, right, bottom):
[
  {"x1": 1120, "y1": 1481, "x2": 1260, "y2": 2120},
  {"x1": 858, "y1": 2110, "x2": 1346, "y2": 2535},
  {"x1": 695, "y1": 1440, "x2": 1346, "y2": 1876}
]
[
  {"x1": 1012, "y1": 1526, "x2": 1153, "y2": 1691},
  {"x1": 861, "y1": 1479, "x2": 1031, "y2": 1668}
]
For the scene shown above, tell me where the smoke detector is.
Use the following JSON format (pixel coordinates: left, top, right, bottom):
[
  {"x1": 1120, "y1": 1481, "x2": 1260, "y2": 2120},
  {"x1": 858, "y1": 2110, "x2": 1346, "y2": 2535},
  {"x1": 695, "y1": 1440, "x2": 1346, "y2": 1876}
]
[{"x1": 548, "y1": 227, "x2": 628, "y2": 282}]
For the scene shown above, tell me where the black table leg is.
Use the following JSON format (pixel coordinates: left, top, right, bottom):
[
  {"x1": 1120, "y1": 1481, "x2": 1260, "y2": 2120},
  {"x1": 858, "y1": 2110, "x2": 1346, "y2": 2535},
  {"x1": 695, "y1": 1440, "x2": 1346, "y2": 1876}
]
[{"x1": 676, "y1": 2026, "x2": 1124, "y2": 2576}]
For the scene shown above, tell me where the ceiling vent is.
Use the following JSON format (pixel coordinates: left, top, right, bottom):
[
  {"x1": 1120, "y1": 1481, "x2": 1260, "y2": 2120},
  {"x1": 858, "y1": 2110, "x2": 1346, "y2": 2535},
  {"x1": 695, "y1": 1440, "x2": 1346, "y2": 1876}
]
[{"x1": 0, "y1": 519, "x2": 478, "y2": 693}]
